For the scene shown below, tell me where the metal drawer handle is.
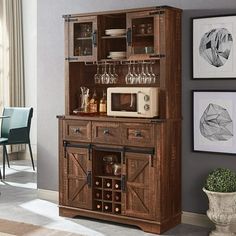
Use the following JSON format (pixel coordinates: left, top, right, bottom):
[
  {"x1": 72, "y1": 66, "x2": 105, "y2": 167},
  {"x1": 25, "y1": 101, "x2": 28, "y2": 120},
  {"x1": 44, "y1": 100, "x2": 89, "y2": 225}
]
[
  {"x1": 103, "y1": 129, "x2": 109, "y2": 135},
  {"x1": 72, "y1": 128, "x2": 80, "y2": 133},
  {"x1": 134, "y1": 130, "x2": 142, "y2": 137}
]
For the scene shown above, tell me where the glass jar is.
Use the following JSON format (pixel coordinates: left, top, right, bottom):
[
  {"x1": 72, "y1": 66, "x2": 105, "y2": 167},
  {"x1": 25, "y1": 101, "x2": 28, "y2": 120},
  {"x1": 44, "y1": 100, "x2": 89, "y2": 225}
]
[
  {"x1": 146, "y1": 23, "x2": 153, "y2": 34},
  {"x1": 103, "y1": 155, "x2": 117, "y2": 175},
  {"x1": 113, "y1": 163, "x2": 121, "y2": 176},
  {"x1": 138, "y1": 24, "x2": 146, "y2": 35}
]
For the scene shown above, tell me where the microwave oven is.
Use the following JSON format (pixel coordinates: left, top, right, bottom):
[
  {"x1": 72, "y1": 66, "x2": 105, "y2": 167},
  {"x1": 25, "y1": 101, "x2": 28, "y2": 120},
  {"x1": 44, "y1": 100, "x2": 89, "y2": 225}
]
[{"x1": 107, "y1": 87, "x2": 159, "y2": 118}]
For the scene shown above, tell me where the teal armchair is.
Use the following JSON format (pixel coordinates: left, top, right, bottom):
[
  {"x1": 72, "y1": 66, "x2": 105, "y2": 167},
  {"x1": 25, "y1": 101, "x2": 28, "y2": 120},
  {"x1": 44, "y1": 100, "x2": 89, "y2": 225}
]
[{"x1": 0, "y1": 107, "x2": 34, "y2": 179}]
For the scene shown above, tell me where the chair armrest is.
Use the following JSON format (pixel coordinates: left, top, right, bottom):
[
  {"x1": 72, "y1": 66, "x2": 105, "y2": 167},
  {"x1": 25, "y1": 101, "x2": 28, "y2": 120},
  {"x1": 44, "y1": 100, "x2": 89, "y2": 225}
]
[{"x1": 8, "y1": 127, "x2": 29, "y2": 144}]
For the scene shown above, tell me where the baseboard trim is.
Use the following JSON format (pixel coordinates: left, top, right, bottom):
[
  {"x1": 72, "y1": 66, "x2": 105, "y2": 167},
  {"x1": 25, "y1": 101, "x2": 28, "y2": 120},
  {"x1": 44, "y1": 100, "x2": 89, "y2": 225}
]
[
  {"x1": 182, "y1": 211, "x2": 236, "y2": 232},
  {"x1": 37, "y1": 189, "x2": 58, "y2": 203},
  {"x1": 182, "y1": 211, "x2": 212, "y2": 228}
]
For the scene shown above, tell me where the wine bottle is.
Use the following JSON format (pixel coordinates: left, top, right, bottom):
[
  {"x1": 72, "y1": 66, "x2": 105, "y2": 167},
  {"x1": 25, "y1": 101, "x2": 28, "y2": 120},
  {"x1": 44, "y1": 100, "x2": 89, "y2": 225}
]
[
  {"x1": 115, "y1": 194, "x2": 120, "y2": 201},
  {"x1": 89, "y1": 90, "x2": 98, "y2": 113},
  {"x1": 106, "y1": 193, "x2": 111, "y2": 199},
  {"x1": 96, "y1": 204, "x2": 101, "y2": 209},
  {"x1": 95, "y1": 181, "x2": 100, "y2": 186},
  {"x1": 95, "y1": 192, "x2": 100, "y2": 198},
  {"x1": 104, "y1": 205, "x2": 109, "y2": 210},
  {"x1": 115, "y1": 207, "x2": 120, "y2": 213},
  {"x1": 106, "y1": 182, "x2": 111, "y2": 188},
  {"x1": 115, "y1": 183, "x2": 119, "y2": 189}
]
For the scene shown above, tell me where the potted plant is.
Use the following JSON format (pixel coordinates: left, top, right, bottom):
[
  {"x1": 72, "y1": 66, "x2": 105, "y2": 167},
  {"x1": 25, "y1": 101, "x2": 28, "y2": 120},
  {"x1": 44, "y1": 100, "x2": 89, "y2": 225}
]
[{"x1": 203, "y1": 168, "x2": 236, "y2": 236}]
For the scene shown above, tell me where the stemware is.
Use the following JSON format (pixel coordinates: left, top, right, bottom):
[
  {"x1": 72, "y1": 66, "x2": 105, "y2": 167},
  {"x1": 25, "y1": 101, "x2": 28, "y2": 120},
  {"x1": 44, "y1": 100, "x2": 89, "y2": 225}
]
[
  {"x1": 108, "y1": 64, "x2": 114, "y2": 84},
  {"x1": 94, "y1": 65, "x2": 101, "y2": 84},
  {"x1": 131, "y1": 64, "x2": 138, "y2": 84},
  {"x1": 125, "y1": 64, "x2": 133, "y2": 84},
  {"x1": 139, "y1": 63, "x2": 146, "y2": 84},
  {"x1": 150, "y1": 63, "x2": 157, "y2": 84},
  {"x1": 112, "y1": 64, "x2": 118, "y2": 84},
  {"x1": 144, "y1": 63, "x2": 152, "y2": 84},
  {"x1": 101, "y1": 64, "x2": 110, "y2": 84}
]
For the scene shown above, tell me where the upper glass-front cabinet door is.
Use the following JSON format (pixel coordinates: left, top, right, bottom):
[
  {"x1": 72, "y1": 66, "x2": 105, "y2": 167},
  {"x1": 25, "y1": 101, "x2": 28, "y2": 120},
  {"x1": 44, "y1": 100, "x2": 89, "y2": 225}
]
[
  {"x1": 126, "y1": 10, "x2": 162, "y2": 60},
  {"x1": 67, "y1": 16, "x2": 98, "y2": 61}
]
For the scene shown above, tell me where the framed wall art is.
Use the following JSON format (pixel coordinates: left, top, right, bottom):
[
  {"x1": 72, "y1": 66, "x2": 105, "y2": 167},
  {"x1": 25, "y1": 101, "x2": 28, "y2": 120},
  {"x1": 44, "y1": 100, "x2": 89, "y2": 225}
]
[
  {"x1": 193, "y1": 15, "x2": 236, "y2": 79},
  {"x1": 193, "y1": 90, "x2": 236, "y2": 154}
]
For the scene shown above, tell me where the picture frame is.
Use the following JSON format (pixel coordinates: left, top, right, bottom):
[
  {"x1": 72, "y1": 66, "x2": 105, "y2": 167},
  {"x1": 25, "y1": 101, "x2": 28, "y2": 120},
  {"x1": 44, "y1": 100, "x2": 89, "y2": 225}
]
[
  {"x1": 193, "y1": 90, "x2": 236, "y2": 154},
  {"x1": 192, "y1": 15, "x2": 236, "y2": 79}
]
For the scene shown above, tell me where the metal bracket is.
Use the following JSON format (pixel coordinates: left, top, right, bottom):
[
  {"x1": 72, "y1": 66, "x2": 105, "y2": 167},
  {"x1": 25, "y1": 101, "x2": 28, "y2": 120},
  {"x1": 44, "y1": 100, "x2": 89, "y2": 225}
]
[
  {"x1": 87, "y1": 171, "x2": 92, "y2": 187},
  {"x1": 65, "y1": 57, "x2": 79, "y2": 61},
  {"x1": 64, "y1": 18, "x2": 78, "y2": 22},
  {"x1": 63, "y1": 141, "x2": 67, "y2": 158}
]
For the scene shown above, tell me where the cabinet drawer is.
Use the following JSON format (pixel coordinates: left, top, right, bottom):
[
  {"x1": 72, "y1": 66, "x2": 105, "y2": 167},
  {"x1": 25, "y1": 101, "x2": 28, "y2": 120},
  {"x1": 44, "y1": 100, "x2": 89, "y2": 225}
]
[
  {"x1": 92, "y1": 122, "x2": 121, "y2": 145},
  {"x1": 122, "y1": 123, "x2": 155, "y2": 147},
  {"x1": 64, "y1": 120, "x2": 91, "y2": 142}
]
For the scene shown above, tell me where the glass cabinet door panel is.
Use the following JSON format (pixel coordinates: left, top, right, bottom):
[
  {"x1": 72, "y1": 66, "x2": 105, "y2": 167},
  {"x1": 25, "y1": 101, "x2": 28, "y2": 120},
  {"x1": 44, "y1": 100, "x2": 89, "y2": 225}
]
[
  {"x1": 127, "y1": 11, "x2": 161, "y2": 60},
  {"x1": 68, "y1": 16, "x2": 97, "y2": 61}
]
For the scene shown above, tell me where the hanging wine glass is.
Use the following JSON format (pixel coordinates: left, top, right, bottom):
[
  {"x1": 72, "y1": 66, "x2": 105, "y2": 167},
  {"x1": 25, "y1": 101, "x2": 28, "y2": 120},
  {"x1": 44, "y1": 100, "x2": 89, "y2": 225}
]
[
  {"x1": 136, "y1": 63, "x2": 141, "y2": 84},
  {"x1": 144, "y1": 63, "x2": 152, "y2": 84},
  {"x1": 125, "y1": 64, "x2": 133, "y2": 84},
  {"x1": 94, "y1": 64, "x2": 101, "y2": 84},
  {"x1": 101, "y1": 63, "x2": 110, "y2": 84},
  {"x1": 131, "y1": 63, "x2": 138, "y2": 84},
  {"x1": 139, "y1": 63, "x2": 146, "y2": 84},
  {"x1": 112, "y1": 64, "x2": 118, "y2": 84},
  {"x1": 108, "y1": 64, "x2": 114, "y2": 84},
  {"x1": 150, "y1": 63, "x2": 157, "y2": 84}
]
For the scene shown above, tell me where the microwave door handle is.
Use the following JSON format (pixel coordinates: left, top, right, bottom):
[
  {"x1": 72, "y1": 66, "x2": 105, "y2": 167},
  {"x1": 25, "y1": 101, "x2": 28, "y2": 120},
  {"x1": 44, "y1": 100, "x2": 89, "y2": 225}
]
[{"x1": 130, "y1": 93, "x2": 134, "y2": 107}]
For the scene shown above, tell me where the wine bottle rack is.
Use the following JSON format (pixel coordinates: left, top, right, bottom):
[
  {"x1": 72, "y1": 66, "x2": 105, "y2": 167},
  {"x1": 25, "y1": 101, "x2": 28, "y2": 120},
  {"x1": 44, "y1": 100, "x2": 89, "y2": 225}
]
[{"x1": 93, "y1": 176, "x2": 122, "y2": 214}]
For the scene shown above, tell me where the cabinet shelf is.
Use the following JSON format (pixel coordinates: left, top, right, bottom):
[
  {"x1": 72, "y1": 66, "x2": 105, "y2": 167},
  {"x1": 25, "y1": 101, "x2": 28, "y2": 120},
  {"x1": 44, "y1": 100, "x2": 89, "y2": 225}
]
[
  {"x1": 102, "y1": 35, "x2": 126, "y2": 39},
  {"x1": 96, "y1": 175, "x2": 121, "y2": 180},
  {"x1": 75, "y1": 37, "x2": 92, "y2": 40},
  {"x1": 133, "y1": 33, "x2": 154, "y2": 37}
]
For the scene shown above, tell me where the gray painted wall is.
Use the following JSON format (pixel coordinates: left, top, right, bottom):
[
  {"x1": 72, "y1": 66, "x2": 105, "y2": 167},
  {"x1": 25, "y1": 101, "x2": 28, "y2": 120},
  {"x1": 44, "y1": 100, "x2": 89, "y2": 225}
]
[
  {"x1": 37, "y1": 0, "x2": 236, "y2": 213},
  {"x1": 182, "y1": 9, "x2": 236, "y2": 214}
]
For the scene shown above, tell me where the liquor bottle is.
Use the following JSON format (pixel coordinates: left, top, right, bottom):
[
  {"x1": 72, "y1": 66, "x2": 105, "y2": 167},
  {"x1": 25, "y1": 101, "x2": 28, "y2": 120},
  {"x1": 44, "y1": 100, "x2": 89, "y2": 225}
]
[
  {"x1": 99, "y1": 90, "x2": 107, "y2": 115},
  {"x1": 89, "y1": 90, "x2": 98, "y2": 113}
]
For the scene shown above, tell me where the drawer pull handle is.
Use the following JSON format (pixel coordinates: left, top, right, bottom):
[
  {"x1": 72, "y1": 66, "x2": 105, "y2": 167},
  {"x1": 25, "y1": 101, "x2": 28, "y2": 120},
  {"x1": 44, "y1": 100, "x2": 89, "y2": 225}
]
[
  {"x1": 135, "y1": 130, "x2": 142, "y2": 137},
  {"x1": 72, "y1": 128, "x2": 80, "y2": 133},
  {"x1": 103, "y1": 129, "x2": 109, "y2": 135}
]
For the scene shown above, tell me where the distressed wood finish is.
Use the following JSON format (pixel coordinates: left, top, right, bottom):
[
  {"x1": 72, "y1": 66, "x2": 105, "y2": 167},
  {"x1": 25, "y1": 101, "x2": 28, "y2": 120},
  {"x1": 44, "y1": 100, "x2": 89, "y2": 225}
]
[
  {"x1": 63, "y1": 147, "x2": 92, "y2": 210},
  {"x1": 122, "y1": 152, "x2": 156, "y2": 220},
  {"x1": 92, "y1": 121, "x2": 121, "y2": 145},
  {"x1": 121, "y1": 123, "x2": 155, "y2": 147},
  {"x1": 59, "y1": 6, "x2": 182, "y2": 235},
  {"x1": 67, "y1": 15, "x2": 98, "y2": 62},
  {"x1": 64, "y1": 120, "x2": 91, "y2": 142}
]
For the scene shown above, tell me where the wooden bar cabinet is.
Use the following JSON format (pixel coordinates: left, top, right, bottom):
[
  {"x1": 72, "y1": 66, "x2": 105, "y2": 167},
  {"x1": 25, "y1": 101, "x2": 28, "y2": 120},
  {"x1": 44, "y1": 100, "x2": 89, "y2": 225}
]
[{"x1": 58, "y1": 6, "x2": 182, "y2": 234}]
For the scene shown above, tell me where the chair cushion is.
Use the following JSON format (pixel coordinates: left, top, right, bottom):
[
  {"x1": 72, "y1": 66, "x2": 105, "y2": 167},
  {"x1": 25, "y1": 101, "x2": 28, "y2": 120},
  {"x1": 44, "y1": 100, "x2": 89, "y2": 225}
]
[{"x1": 0, "y1": 137, "x2": 8, "y2": 144}]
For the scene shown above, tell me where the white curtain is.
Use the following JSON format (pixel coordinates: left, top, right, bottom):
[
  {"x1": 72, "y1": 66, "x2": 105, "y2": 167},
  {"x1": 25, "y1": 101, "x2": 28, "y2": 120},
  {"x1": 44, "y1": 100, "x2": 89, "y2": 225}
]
[
  {"x1": 0, "y1": 0, "x2": 10, "y2": 112},
  {"x1": 0, "y1": 0, "x2": 25, "y2": 153}
]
